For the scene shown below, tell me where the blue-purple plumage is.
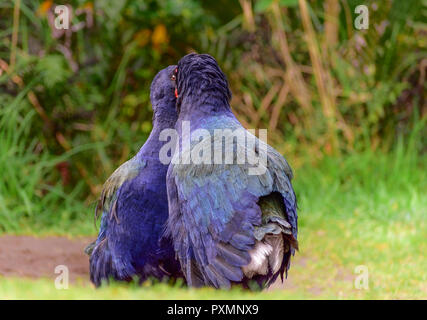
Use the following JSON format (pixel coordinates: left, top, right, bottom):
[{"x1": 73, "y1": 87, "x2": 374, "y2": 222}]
[
  {"x1": 88, "y1": 65, "x2": 182, "y2": 286},
  {"x1": 166, "y1": 54, "x2": 298, "y2": 289}
]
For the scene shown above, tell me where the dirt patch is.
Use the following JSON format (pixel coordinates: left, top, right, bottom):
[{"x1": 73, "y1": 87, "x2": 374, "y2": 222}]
[
  {"x1": 1, "y1": 235, "x2": 348, "y2": 295},
  {"x1": 0, "y1": 235, "x2": 93, "y2": 282}
]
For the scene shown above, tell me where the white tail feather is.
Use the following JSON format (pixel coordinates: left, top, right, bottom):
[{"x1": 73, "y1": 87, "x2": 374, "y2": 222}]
[{"x1": 242, "y1": 241, "x2": 272, "y2": 278}]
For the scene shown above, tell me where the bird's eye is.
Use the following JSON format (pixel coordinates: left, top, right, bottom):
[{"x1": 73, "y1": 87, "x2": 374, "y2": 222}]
[{"x1": 170, "y1": 74, "x2": 176, "y2": 81}]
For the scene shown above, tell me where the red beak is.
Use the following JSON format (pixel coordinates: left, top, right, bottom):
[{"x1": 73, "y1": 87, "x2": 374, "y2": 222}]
[{"x1": 175, "y1": 88, "x2": 178, "y2": 98}]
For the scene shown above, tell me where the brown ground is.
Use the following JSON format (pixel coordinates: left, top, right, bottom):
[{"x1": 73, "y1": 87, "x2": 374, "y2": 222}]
[
  {"x1": 0, "y1": 235, "x2": 345, "y2": 295},
  {"x1": 0, "y1": 235, "x2": 301, "y2": 287},
  {"x1": 0, "y1": 235, "x2": 304, "y2": 288},
  {"x1": 0, "y1": 235, "x2": 93, "y2": 282}
]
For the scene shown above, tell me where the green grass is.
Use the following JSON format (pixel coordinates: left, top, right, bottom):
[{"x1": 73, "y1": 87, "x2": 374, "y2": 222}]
[
  {"x1": 0, "y1": 138, "x2": 426, "y2": 299},
  {"x1": 0, "y1": 278, "x2": 324, "y2": 300},
  {"x1": 1, "y1": 212, "x2": 425, "y2": 299},
  {"x1": 0, "y1": 89, "x2": 97, "y2": 235}
]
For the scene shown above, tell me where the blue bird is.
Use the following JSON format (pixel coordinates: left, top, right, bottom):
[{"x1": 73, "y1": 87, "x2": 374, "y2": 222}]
[
  {"x1": 87, "y1": 65, "x2": 182, "y2": 286},
  {"x1": 165, "y1": 54, "x2": 298, "y2": 289}
]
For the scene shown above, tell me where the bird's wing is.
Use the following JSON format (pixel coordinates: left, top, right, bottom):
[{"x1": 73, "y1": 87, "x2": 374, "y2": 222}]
[
  {"x1": 89, "y1": 157, "x2": 146, "y2": 284},
  {"x1": 166, "y1": 126, "x2": 297, "y2": 288},
  {"x1": 95, "y1": 157, "x2": 145, "y2": 223},
  {"x1": 90, "y1": 157, "x2": 145, "y2": 252},
  {"x1": 265, "y1": 144, "x2": 298, "y2": 240}
]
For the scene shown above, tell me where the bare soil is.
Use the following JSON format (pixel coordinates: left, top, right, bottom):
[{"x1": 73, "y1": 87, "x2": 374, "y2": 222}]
[
  {"x1": 0, "y1": 235, "x2": 93, "y2": 282},
  {"x1": 0, "y1": 235, "x2": 349, "y2": 294}
]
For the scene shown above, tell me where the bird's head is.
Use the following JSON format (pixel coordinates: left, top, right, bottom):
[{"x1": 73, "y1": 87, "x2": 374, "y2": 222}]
[
  {"x1": 174, "y1": 53, "x2": 232, "y2": 114},
  {"x1": 150, "y1": 65, "x2": 178, "y2": 122}
]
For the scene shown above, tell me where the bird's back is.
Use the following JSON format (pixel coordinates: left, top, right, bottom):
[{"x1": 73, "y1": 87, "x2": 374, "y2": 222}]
[{"x1": 167, "y1": 112, "x2": 297, "y2": 289}]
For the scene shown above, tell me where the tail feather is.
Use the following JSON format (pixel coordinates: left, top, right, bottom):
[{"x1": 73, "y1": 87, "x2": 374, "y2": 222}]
[
  {"x1": 84, "y1": 241, "x2": 96, "y2": 256},
  {"x1": 89, "y1": 239, "x2": 111, "y2": 286},
  {"x1": 242, "y1": 192, "x2": 298, "y2": 287},
  {"x1": 89, "y1": 238, "x2": 136, "y2": 287}
]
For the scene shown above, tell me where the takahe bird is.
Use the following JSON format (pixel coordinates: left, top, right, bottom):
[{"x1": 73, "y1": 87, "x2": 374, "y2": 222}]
[
  {"x1": 87, "y1": 65, "x2": 182, "y2": 286},
  {"x1": 165, "y1": 53, "x2": 298, "y2": 289}
]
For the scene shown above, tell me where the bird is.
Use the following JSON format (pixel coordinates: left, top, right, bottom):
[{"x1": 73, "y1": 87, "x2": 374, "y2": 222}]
[
  {"x1": 86, "y1": 65, "x2": 182, "y2": 287},
  {"x1": 165, "y1": 53, "x2": 298, "y2": 289}
]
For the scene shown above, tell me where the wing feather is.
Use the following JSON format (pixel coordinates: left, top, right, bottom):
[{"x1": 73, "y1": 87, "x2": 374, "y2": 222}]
[{"x1": 166, "y1": 117, "x2": 297, "y2": 288}]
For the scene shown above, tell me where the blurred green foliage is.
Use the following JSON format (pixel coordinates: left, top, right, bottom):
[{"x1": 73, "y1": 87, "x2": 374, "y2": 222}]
[
  {"x1": 1, "y1": 0, "x2": 221, "y2": 202},
  {"x1": 0, "y1": 0, "x2": 426, "y2": 231}
]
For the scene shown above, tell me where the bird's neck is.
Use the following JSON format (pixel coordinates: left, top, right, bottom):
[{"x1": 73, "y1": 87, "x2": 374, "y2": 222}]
[
  {"x1": 178, "y1": 93, "x2": 233, "y2": 124},
  {"x1": 136, "y1": 113, "x2": 176, "y2": 160}
]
